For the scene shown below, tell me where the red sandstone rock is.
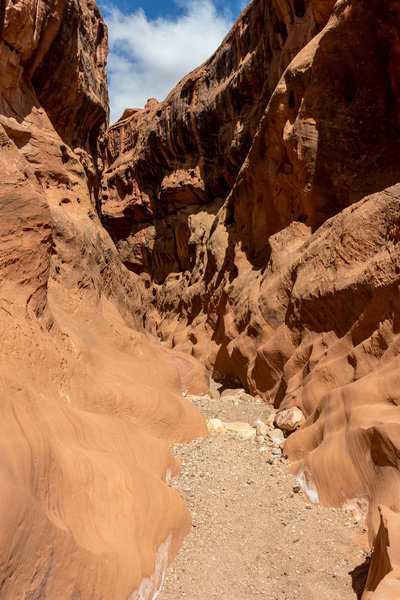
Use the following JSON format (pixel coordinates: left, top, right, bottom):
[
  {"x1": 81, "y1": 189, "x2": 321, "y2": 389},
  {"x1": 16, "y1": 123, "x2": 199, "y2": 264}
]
[
  {"x1": 0, "y1": 2, "x2": 208, "y2": 598},
  {"x1": 102, "y1": 0, "x2": 320, "y2": 280},
  {"x1": 101, "y1": 1, "x2": 400, "y2": 597},
  {"x1": 3, "y1": 0, "x2": 400, "y2": 597},
  {"x1": 363, "y1": 504, "x2": 400, "y2": 599}
]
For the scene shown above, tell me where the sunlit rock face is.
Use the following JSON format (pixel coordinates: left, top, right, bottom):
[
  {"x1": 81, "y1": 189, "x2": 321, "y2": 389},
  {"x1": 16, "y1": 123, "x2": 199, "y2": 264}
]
[
  {"x1": 0, "y1": 1, "x2": 208, "y2": 598},
  {"x1": 2, "y1": 0, "x2": 400, "y2": 597},
  {"x1": 103, "y1": 0, "x2": 400, "y2": 596}
]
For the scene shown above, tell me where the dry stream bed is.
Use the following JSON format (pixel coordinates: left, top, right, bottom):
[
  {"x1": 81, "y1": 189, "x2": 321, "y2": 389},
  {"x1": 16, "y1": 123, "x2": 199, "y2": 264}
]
[{"x1": 159, "y1": 392, "x2": 370, "y2": 600}]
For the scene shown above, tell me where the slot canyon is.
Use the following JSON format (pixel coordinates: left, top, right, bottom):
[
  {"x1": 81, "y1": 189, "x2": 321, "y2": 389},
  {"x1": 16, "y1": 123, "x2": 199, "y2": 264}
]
[{"x1": 0, "y1": 0, "x2": 399, "y2": 598}]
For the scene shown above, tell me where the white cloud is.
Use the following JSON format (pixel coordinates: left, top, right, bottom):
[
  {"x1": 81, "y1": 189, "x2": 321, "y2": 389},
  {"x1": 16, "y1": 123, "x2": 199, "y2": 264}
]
[{"x1": 102, "y1": 1, "x2": 233, "y2": 123}]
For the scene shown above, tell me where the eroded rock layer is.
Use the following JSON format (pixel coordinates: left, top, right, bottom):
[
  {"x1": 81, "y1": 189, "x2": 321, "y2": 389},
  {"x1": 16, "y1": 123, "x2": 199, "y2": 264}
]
[
  {"x1": 0, "y1": 1, "x2": 208, "y2": 598},
  {"x1": 102, "y1": 0, "x2": 400, "y2": 597}
]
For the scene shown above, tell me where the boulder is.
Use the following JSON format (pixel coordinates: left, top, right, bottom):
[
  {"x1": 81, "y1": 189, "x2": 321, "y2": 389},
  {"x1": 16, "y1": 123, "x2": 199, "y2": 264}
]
[{"x1": 275, "y1": 408, "x2": 305, "y2": 432}]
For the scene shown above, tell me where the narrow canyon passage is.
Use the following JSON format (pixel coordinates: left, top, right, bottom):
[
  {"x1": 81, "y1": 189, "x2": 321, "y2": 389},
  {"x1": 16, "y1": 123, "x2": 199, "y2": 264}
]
[
  {"x1": 2, "y1": 0, "x2": 400, "y2": 596},
  {"x1": 159, "y1": 392, "x2": 370, "y2": 600}
]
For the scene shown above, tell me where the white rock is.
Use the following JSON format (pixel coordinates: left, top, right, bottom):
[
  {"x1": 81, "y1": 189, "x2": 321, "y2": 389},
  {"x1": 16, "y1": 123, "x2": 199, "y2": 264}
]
[
  {"x1": 223, "y1": 421, "x2": 256, "y2": 438},
  {"x1": 275, "y1": 407, "x2": 305, "y2": 432},
  {"x1": 256, "y1": 422, "x2": 268, "y2": 437},
  {"x1": 267, "y1": 428, "x2": 285, "y2": 444},
  {"x1": 207, "y1": 418, "x2": 226, "y2": 433}
]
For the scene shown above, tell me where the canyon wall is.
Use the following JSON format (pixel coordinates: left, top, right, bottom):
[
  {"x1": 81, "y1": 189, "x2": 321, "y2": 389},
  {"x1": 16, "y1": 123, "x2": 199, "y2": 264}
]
[
  {"x1": 102, "y1": 0, "x2": 400, "y2": 596},
  {"x1": 2, "y1": 0, "x2": 400, "y2": 597},
  {"x1": 0, "y1": 1, "x2": 208, "y2": 598}
]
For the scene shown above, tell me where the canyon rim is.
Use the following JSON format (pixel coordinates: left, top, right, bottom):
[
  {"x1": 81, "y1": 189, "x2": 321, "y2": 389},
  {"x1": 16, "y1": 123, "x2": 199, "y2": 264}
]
[{"x1": 1, "y1": 0, "x2": 400, "y2": 598}]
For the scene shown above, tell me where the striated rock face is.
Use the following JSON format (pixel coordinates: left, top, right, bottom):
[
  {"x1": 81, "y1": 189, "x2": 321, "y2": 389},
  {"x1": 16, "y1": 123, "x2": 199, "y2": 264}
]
[
  {"x1": 102, "y1": 0, "x2": 400, "y2": 596},
  {"x1": 0, "y1": 1, "x2": 208, "y2": 598},
  {"x1": 3, "y1": 0, "x2": 400, "y2": 596},
  {"x1": 102, "y1": 0, "x2": 324, "y2": 281}
]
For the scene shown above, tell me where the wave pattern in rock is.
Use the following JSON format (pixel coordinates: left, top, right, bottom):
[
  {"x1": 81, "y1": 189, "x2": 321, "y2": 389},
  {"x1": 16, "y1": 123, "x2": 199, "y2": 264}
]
[
  {"x1": 0, "y1": 1, "x2": 208, "y2": 598},
  {"x1": 102, "y1": 0, "x2": 400, "y2": 597}
]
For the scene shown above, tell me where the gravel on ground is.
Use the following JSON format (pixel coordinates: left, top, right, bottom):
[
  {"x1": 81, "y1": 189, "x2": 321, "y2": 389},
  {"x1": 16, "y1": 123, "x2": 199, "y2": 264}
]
[{"x1": 159, "y1": 392, "x2": 370, "y2": 600}]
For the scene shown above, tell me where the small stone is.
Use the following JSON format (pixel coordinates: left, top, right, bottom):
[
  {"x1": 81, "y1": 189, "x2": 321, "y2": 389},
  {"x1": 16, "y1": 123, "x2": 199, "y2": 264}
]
[
  {"x1": 256, "y1": 435, "x2": 265, "y2": 443},
  {"x1": 207, "y1": 418, "x2": 226, "y2": 433},
  {"x1": 293, "y1": 485, "x2": 301, "y2": 493},
  {"x1": 223, "y1": 421, "x2": 256, "y2": 438},
  {"x1": 256, "y1": 422, "x2": 268, "y2": 437},
  {"x1": 265, "y1": 412, "x2": 276, "y2": 428},
  {"x1": 274, "y1": 407, "x2": 305, "y2": 432},
  {"x1": 267, "y1": 428, "x2": 285, "y2": 444}
]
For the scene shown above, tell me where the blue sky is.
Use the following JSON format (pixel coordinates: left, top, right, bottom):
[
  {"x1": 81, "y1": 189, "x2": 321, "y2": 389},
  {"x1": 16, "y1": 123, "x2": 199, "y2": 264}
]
[
  {"x1": 99, "y1": 0, "x2": 244, "y2": 20},
  {"x1": 97, "y1": 0, "x2": 247, "y2": 123}
]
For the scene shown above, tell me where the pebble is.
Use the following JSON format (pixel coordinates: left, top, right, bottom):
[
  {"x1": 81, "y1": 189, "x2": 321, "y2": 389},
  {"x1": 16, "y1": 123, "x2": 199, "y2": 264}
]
[
  {"x1": 223, "y1": 421, "x2": 256, "y2": 438},
  {"x1": 207, "y1": 418, "x2": 226, "y2": 433},
  {"x1": 267, "y1": 428, "x2": 285, "y2": 444},
  {"x1": 256, "y1": 422, "x2": 268, "y2": 437}
]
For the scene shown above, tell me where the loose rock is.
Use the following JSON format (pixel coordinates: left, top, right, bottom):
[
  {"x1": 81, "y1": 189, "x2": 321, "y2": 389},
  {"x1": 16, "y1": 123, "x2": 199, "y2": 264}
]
[
  {"x1": 207, "y1": 418, "x2": 226, "y2": 433},
  {"x1": 267, "y1": 428, "x2": 285, "y2": 444},
  {"x1": 275, "y1": 408, "x2": 305, "y2": 432}
]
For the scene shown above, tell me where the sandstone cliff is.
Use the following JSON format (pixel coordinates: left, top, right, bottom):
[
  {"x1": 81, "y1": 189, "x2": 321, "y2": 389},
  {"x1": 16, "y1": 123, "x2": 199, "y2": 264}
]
[
  {"x1": 0, "y1": 1, "x2": 208, "y2": 598},
  {"x1": 102, "y1": 0, "x2": 400, "y2": 597},
  {"x1": 3, "y1": 0, "x2": 400, "y2": 597}
]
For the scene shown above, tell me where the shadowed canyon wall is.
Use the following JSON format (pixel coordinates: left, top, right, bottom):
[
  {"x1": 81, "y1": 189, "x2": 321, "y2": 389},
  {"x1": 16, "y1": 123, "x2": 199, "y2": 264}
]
[
  {"x1": 0, "y1": 1, "x2": 208, "y2": 598},
  {"x1": 102, "y1": 0, "x2": 400, "y2": 597}
]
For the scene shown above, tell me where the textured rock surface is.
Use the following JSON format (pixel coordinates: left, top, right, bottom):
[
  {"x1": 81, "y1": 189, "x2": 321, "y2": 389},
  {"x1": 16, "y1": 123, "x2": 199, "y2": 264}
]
[
  {"x1": 275, "y1": 407, "x2": 305, "y2": 431},
  {"x1": 3, "y1": 0, "x2": 400, "y2": 597},
  {"x1": 102, "y1": 0, "x2": 400, "y2": 597},
  {"x1": 102, "y1": 0, "x2": 322, "y2": 281},
  {"x1": 0, "y1": 1, "x2": 208, "y2": 598}
]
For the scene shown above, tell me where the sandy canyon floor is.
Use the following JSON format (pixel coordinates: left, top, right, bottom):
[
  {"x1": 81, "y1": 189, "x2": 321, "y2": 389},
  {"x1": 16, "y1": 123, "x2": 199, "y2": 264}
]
[{"x1": 159, "y1": 392, "x2": 370, "y2": 600}]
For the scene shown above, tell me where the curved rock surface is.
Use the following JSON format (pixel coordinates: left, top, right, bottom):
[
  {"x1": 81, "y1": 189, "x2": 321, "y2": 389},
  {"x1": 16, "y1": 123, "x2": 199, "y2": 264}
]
[
  {"x1": 0, "y1": 1, "x2": 208, "y2": 598},
  {"x1": 102, "y1": 0, "x2": 400, "y2": 597}
]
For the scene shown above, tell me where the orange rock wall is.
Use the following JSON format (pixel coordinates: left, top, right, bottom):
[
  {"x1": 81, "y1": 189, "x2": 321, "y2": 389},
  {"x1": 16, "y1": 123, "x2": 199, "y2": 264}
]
[
  {"x1": 103, "y1": 0, "x2": 400, "y2": 596},
  {"x1": 0, "y1": 1, "x2": 208, "y2": 598}
]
